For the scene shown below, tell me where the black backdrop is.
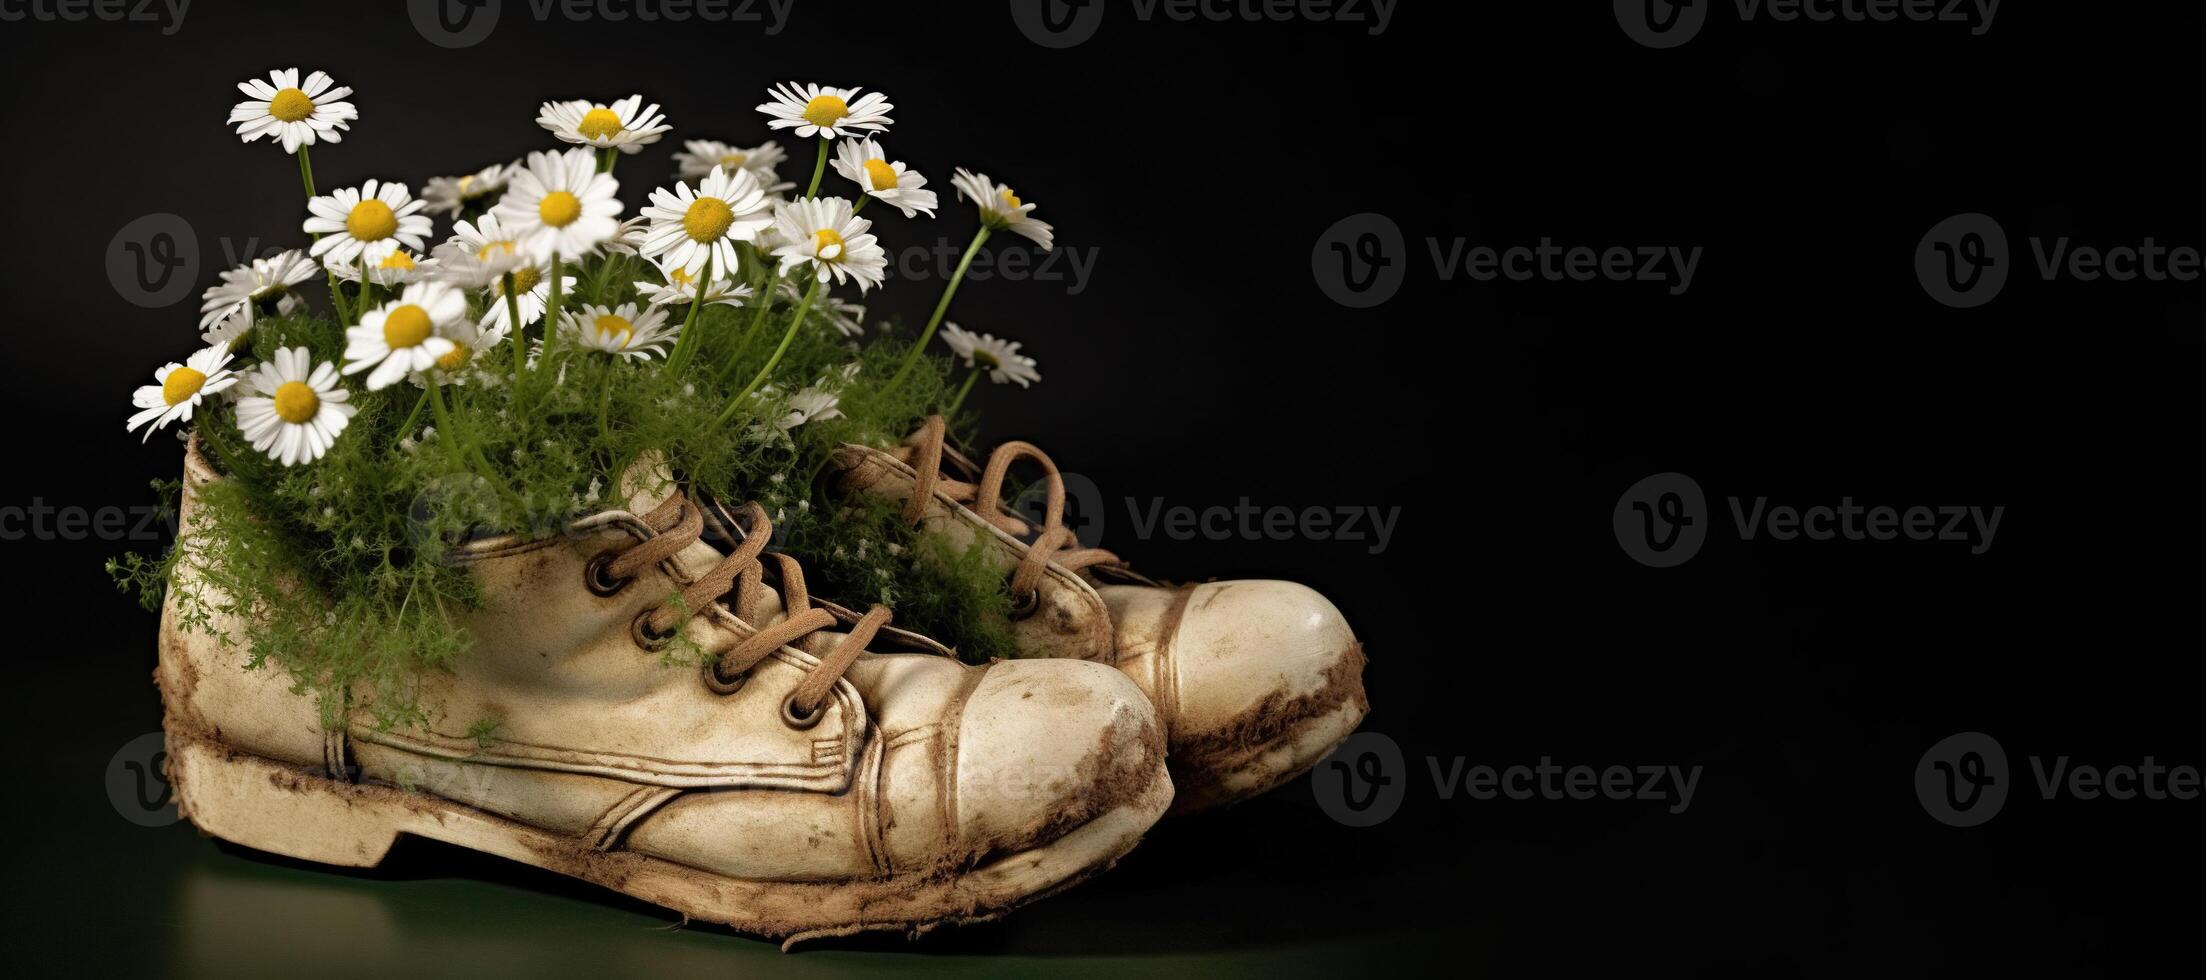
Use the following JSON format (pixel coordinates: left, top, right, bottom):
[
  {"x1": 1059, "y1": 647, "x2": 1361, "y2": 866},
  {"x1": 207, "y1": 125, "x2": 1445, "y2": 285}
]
[{"x1": 2, "y1": 1, "x2": 2200, "y2": 974}]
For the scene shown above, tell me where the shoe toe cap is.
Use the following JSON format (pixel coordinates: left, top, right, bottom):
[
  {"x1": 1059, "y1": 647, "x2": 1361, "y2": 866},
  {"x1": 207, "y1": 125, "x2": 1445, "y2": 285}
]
[{"x1": 952, "y1": 657, "x2": 1169, "y2": 856}]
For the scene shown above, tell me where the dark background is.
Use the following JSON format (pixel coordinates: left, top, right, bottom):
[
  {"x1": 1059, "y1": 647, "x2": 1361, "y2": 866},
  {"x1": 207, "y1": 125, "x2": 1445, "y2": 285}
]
[{"x1": 2, "y1": 0, "x2": 2199, "y2": 975}]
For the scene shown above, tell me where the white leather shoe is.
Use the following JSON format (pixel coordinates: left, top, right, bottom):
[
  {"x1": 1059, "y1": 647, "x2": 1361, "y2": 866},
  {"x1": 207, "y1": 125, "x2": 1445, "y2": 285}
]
[
  {"x1": 833, "y1": 417, "x2": 1368, "y2": 813},
  {"x1": 158, "y1": 437, "x2": 1172, "y2": 946}
]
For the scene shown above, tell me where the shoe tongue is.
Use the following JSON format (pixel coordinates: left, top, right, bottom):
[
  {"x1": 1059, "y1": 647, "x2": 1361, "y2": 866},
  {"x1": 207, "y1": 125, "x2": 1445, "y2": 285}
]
[{"x1": 610, "y1": 452, "x2": 723, "y2": 582}]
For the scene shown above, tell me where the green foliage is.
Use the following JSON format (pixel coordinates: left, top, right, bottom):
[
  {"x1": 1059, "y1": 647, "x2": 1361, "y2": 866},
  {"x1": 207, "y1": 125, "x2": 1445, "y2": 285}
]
[{"x1": 114, "y1": 244, "x2": 1040, "y2": 726}]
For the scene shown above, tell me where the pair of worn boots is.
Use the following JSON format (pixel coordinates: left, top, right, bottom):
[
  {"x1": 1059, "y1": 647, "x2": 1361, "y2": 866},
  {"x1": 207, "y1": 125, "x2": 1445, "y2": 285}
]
[{"x1": 158, "y1": 417, "x2": 1367, "y2": 945}]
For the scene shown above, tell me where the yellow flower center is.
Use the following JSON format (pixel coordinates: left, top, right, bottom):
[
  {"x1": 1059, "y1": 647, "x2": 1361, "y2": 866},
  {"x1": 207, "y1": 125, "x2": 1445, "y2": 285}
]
[
  {"x1": 668, "y1": 267, "x2": 696, "y2": 288},
  {"x1": 538, "y1": 190, "x2": 582, "y2": 228},
  {"x1": 863, "y1": 159, "x2": 900, "y2": 192},
  {"x1": 382, "y1": 304, "x2": 433, "y2": 349},
  {"x1": 998, "y1": 188, "x2": 1023, "y2": 211},
  {"x1": 346, "y1": 199, "x2": 399, "y2": 242},
  {"x1": 273, "y1": 381, "x2": 320, "y2": 424},
  {"x1": 509, "y1": 265, "x2": 542, "y2": 293},
  {"x1": 436, "y1": 345, "x2": 472, "y2": 373},
  {"x1": 476, "y1": 240, "x2": 518, "y2": 263},
  {"x1": 577, "y1": 107, "x2": 624, "y2": 141},
  {"x1": 802, "y1": 95, "x2": 850, "y2": 129},
  {"x1": 162, "y1": 367, "x2": 207, "y2": 406},
  {"x1": 684, "y1": 197, "x2": 735, "y2": 243},
  {"x1": 719, "y1": 153, "x2": 749, "y2": 169},
  {"x1": 593, "y1": 314, "x2": 633, "y2": 347},
  {"x1": 813, "y1": 228, "x2": 845, "y2": 258},
  {"x1": 268, "y1": 88, "x2": 315, "y2": 122},
  {"x1": 378, "y1": 251, "x2": 417, "y2": 271}
]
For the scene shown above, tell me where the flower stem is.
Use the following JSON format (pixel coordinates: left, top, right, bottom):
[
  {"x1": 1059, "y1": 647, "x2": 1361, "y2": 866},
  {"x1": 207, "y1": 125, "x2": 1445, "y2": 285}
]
[
  {"x1": 717, "y1": 276, "x2": 821, "y2": 428},
  {"x1": 539, "y1": 252, "x2": 564, "y2": 386},
  {"x1": 298, "y1": 145, "x2": 350, "y2": 322},
  {"x1": 944, "y1": 368, "x2": 981, "y2": 417},
  {"x1": 887, "y1": 225, "x2": 991, "y2": 393},
  {"x1": 502, "y1": 272, "x2": 525, "y2": 387},
  {"x1": 597, "y1": 147, "x2": 618, "y2": 175},
  {"x1": 391, "y1": 389, "x2": 428, "y2": 447},
  {"x1": 597, "y1": 367, "x2": 615, "y2": 440},
  {"x1": 804, "y1": 138, "x2": 829, "y2": 198},
  {"x1": 852, "y1": 195, "x2": 870, "y2": 215},
  {"x1": 663, "y1": 256, "x2": 715, "y2": 377}
]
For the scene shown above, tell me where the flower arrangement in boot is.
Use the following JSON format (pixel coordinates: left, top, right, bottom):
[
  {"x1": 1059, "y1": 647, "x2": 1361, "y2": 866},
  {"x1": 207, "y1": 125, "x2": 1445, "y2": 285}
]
[{"x1": 114, "y1": 70, "x2": 1182, "y2": 944}]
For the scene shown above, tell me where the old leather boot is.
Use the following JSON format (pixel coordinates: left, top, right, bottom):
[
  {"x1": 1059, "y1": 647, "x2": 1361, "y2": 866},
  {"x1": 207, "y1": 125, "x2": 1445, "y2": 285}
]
[
  {"x1": 833, "y1": 417, "x2": 1367, "y2": 813},
  {"x1": 158, "y1": 439, "x2": 1172, "y2": 946}
]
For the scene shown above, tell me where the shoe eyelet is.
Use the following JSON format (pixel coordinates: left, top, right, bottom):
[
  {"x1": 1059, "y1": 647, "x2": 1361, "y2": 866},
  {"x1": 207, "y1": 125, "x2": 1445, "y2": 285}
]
[
  {"x1": 1006, "y1": 587, "x2": 1041, "y2": 621},
  {"x1": 702, "y1": 661, "x2": 747, "y2": 696},
  {"x1": 585, "y1": 552, "x2": 632, "y2": 597},
  {"x1": 782, "y1": 695, "x2": 826, "y2": 730},
  {"x1": 631, "y1": 609, "x2": 676, "y2": 652}
]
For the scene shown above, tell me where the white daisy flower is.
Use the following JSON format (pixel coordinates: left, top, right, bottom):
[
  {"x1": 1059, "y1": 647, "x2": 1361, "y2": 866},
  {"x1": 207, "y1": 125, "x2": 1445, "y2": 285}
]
[
  {"x1": 423, "y1": 162, "x2": 515, "y2": 217},
  {"x1": 235, "y1": 347, "x2": 356, "y2": 466},
  {"x1": 342, "y1": 282, "x2": 466, "y2": 390},
  {"x1": 941, "y1": 323, "x2": 1041, "y2": 388},
  {"x1": 635, "y1": 259, "x2": 754, "y2": 309},
  {"x1": 411, "y1": 316, "x2": 509, "y2": 387},
  {"x1": 537, "y1": 95, "x2": 671, "y2": 155},
  {"x1": 330, "y1": 248, "x2": 436, "y2": 286},
  {"x1": 777, "y1": 386, "x2": 844, "y2": 431},
  {"x1": 198, "y1": 249, "x2": 318, "y2": 333},
  {"x1": 831, "y1": 139, "x2": 936, "y2": 218},
  {"x1": 602, "y1": 216, "x2": 651, "y2": 256},
  {"x1": 770, "y1": 197, "x2": 887, "y2": 292},
  {"x1": 477, "y1": 263, "x2": 575, "y2": 334},
  {"x1": 228, "y1": 68, "x2": 356, "y2": 153},
  {"x1": 639, "y1": 164, "x2": 773, "y2": 279},
  {"x1": 756, "y1": 82, "x2": 893, "y2": 139},
  {"x1": 304, "y1": 180, "x2": 433, "y2": 267},
  {"x1": 672, "y1": 139, "x2": 794, "y2": 193},
  {"x1": 432, "y1": 213, "x2": 533, "y2": 288},
  {"x1": 820, "y1": 295, "x2": 867, "y2": 337},
  {"x1": 559, "y1": 303, "x2": 674, "y2": 361},
  {"x1": 950, "y1": 169, "x2": 1055, "y2": 250},
  {"x1": 126, "y1": 345, "x2": 239, "y2": 441},
  {"x1": 491, "y1": 148, "x2": 623, "y2": 260}
]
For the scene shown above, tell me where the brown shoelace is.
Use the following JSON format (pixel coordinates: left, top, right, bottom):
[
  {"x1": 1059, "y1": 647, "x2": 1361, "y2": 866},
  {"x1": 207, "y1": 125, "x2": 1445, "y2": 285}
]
[
  {"x1": 890, "y1": 415, "x2": 1122, "y2": 607},
  {"x1": 603, "y1": 498, "x2": 891, "y2": 721}
]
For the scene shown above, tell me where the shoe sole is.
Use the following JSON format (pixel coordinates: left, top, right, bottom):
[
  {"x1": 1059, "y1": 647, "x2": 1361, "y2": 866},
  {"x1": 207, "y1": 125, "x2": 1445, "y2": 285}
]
[
  {"x1": 164, "y1": 727, "x2": 1173, "y2": 948},
  {"x1": 1168, "y1": 695, "x2": 1368, "y2": 814}
]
